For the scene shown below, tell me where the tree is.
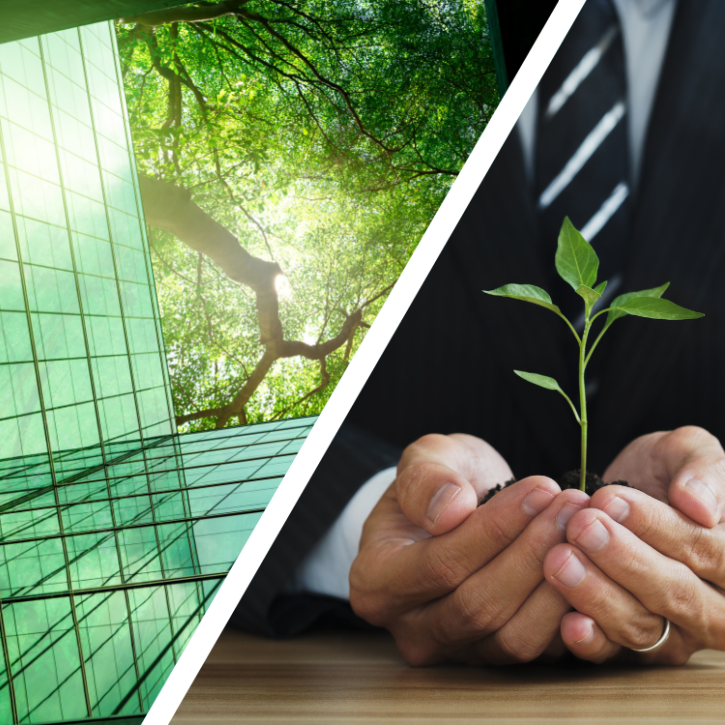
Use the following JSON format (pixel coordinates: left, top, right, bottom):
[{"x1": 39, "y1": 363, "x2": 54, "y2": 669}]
[{"x1": 116, "y1": 0, "x2": 498, "y2": 430}]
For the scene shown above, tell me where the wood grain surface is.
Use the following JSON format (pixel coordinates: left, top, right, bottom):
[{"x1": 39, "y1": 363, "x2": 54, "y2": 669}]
[{"x1": 172, "y1": 627, "x2": 725, "y2": 724}]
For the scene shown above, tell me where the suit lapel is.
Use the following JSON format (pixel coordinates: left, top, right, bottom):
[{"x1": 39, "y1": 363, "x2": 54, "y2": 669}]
[
  {"x1": 428, "y1": 0, "x2": 725, "y2": 470},
  {"x1": 594, "y1": 0, "x2": 725, "y2": 455},
  {"x1": 464, "y1": 0, "x2": 725, "y2": 468},
  {"x1": 450, "y1": 131, "x2": 575, "y2": 467}
]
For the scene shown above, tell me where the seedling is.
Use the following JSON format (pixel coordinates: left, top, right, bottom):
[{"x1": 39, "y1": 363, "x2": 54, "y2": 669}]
[{"x1": 484, "y1": 217, "x2": 703, "y2": 492}]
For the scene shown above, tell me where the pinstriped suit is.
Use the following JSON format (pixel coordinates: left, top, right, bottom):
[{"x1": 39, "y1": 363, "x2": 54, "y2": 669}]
[{"x1": 232, "y1": 0, "x2": 725, "y2": 636}]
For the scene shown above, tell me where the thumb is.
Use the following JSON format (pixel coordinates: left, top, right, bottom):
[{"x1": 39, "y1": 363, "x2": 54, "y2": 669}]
[
  {"x1": 663, "y1": 427, "x2": 725, "y2": 528},
  {"x1": 394, "y1": 461, "x2": 479, "y2": 535}
]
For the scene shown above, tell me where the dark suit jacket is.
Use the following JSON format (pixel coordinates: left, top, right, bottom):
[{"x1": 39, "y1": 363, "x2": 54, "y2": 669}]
[{"x1": 232, "y1": 0, "x2": 725, "y2": 636}]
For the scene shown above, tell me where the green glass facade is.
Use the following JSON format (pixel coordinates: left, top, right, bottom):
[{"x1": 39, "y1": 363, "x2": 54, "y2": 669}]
[
  {"x1": 0, "y1": 416, "x2": 313, "y2": 725},
  {"x1": 0, "y1": 21, "x2": 173, "y2": 468},
  {"x1": 0, "y1": 22, "x2": 313, "y2": 725}
]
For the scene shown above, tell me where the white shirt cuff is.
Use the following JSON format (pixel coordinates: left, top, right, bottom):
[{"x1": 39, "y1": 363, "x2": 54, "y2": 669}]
[{"x1": 285, "y1": 466, "x2": 397, "y2": 600}]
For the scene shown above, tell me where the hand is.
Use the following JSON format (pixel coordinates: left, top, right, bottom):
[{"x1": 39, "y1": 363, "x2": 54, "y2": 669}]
[
  {"x1": 601, "y1": 425, "x2": 725, "y2": 527},
  {"x1": 349, "y1": 433, "x2": 590, "y2": 666},
  {"x1": 544, "y1": 426, "x2": 725, "y2": 664}
]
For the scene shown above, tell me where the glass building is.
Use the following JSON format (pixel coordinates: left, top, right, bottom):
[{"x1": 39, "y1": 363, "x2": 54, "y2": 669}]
[{"x1": 0, "y1": 22, "x2": 312, "y2": 725}]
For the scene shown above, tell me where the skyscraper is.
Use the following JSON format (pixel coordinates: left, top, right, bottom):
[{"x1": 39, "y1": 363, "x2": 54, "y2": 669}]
[{"x1": 0, "y1": 22, "x2": 311, "y2": 724}]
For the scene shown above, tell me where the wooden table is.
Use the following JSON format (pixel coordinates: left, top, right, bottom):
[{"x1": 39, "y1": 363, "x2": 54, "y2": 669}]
[{"x1": 172, "y1": 627, "x2": 725, "y2": 724}]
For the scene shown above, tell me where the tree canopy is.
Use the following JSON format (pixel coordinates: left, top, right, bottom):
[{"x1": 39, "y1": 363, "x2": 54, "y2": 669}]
[{"x1": 116, "y1": 0, "x2": 499, "y2": 430}]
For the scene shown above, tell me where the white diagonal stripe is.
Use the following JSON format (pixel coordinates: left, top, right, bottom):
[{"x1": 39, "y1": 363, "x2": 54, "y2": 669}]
[
  {"x1": 581, "y1": 181, "x2": 629, "y2": 241},
  {"x1": 546, "y1": 25, "x2": 619, "y2": 119},
  {"x1": 142, "y1": 2, "x2": 592, "y2": 721},
  {"x1": 538, "y1": 100, "x2": 626, "y2": 209}
]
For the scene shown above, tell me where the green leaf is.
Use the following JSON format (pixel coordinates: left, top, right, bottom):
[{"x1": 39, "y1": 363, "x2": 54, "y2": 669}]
[
  {"x1": 483, "y1": 284, "x2": 561, "y2": 315},
  {"x1": 576, "y1": 284, "x2": 601, "y2": 311},
  {"x1": 555, "y1": 217, "x2": 599, "y2": 291},
  {"x1": 613, "y1": 296, "x2": 705, "y2": 321},
  {"x1": 594, "y1": 280, "x2": 608, "y2": 296},
  {"x1": 603, "y1": 282, "x2": 670, "y2": 331},
  {"x1": 514, "y1": 370, "x2": 563, "y2": 392},
  {"x1": 514, "y1": 370, "x2": 581, "y2": 424}
]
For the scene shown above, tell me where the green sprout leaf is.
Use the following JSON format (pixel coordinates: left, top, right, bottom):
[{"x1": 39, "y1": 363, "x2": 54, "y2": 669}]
[
  {"x1": 483, "y1": 284, "x2": 561, "y2": 315},
  {"x1": 514, "y1": 370, "x2": 580, "y2": 423},
  {"x1": 603, "y1": 282, "x2": 669, "y2": 332},
  {"x1": 514, "y1": 370, "x2": 563, "y2": 391},
  {"x1": 484, "y1": 217, "x2": 705, "y2": 495},
  {"x1": 576, "y1": 284, "x2": 602, "y2": 312},
  {"x1": 612, "y1": 296, "x2": 704, "y2": 321},
  {"x1": 555, "y1": 216, "x2": 599, "y2": 291}
]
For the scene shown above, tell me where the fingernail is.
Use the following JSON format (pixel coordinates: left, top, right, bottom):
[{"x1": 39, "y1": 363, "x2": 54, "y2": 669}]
[
  {"x1": 684, "y1": 478, "x2": 718, "y2": 516},
  {"x1": 603, "y1": 496, "x2": 630, "y2": 523},
  {"x1": 428, "y1": 483, "x2": 461, "y2": 524},
  {"x1": 522, "y1": 487, "x2": 555, "y2": 516},
  {"x1": 555, "y1": 502, "x2": 584, "y2": 531},
  {"x1": 576, "y1": 519, "x2": 610, "y2": 552},
  {"x1": 575, "y1": 622, "x2": 595, "y2": 646},
  {"x1": 552, "y1": 552, "x2": 586, "y2": 587}
]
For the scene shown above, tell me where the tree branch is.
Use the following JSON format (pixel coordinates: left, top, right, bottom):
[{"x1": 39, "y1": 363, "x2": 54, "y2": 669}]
[
  {"x1": 141, "y1": 26, "x2": 209, "y2": 118},
  {"x1": 280, "y1": 309, "x2": 362, "y2": 360},
  {"x1": 139, "y1": 175, "x2": 281, "y2": 294},
  {"x1": 122, "y1": 1, "x2": 248, "y2": 26},
  {"x1": 143, "y1": 176, "x2": 363, "y2": 428},
  {"x1": 271, "y1": 358, "x2": 330, "y2": 420}
]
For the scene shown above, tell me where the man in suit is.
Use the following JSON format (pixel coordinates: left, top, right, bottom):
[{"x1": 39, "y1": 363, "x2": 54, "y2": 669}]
[{"x1": 232, "y1": 0, "x2": 725, "y2": 665}]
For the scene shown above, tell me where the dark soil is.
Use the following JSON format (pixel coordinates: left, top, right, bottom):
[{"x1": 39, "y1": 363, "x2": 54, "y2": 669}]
[{"x1": 480, "y1": 469, "x2": 629, "y2": 505}]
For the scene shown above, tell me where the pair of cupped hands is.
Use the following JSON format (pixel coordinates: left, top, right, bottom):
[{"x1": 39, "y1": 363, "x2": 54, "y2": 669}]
[{"x1": 349, "y1": 426, "x2": 725, "y2": 667}]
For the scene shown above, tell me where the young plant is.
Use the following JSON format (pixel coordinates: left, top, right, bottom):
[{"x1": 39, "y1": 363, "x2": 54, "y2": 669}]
[{"x1": 484, "y1": 217, "x2": 704, "y2": 492}]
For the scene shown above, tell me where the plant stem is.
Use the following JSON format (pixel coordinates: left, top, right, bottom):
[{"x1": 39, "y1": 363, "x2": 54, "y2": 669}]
[
  {"x1": 557, "y1": 388, "x2": 581, "y2": 424},
  {"x1": 579, "y1": 319, "x2": 591, "y2": 492},
  {"x1": 583, "y1": 307, "x2": 613, "y2": 367},
  {"x1": 556, "y1": 311, "x2": 582, "y2": 346}
]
